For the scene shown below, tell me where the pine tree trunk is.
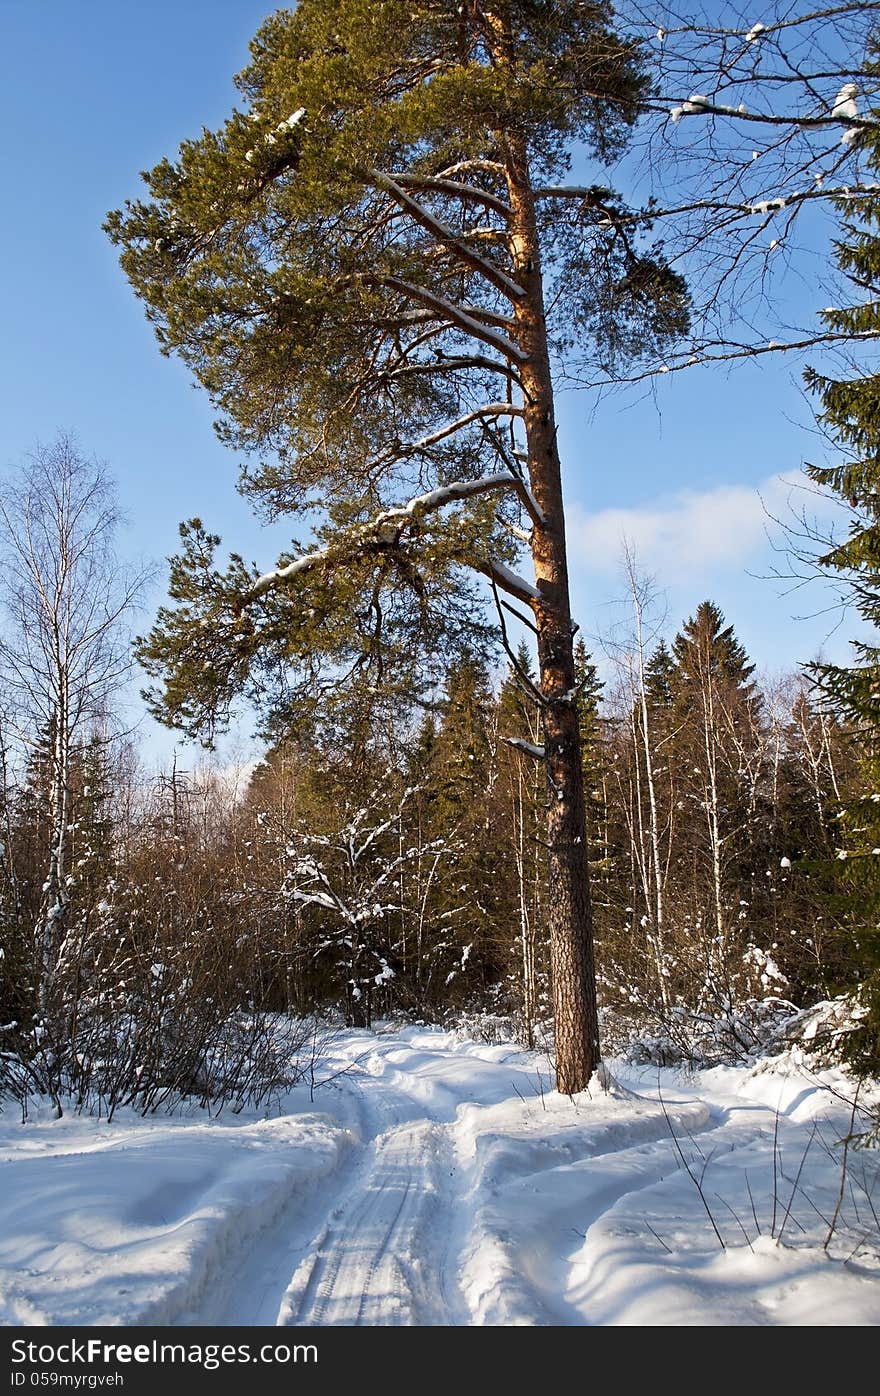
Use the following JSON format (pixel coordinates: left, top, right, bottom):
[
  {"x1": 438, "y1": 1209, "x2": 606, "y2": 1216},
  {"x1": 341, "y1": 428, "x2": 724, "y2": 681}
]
[{"x1": 506, "y1": 137, "x2": 600, "y2": 1094}]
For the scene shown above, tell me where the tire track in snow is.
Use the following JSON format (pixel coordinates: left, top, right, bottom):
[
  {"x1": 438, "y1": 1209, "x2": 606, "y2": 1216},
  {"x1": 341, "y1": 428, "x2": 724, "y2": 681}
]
[
  {"x1": 278, "y1": 1118, "x2": 459, "y2": 1326},
  {"x1": 170, "y1": 1112, "x2": 362, "y2": 1327},
  {"x1": 191, "y1": 1045, "x2": 469, "y2": 1327},
  {"x1": 6, "y1": 1027, "x2": 863, "y2": 1327},
  {"x1": 456, "y1": 1096, "x2": 708, "y2": 1325}
]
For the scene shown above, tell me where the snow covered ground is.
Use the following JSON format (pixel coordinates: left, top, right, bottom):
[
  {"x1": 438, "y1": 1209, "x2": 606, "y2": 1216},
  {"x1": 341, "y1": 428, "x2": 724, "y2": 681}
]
[{"x1": 1, "y1": 1025, "x2": 879, "y2": 1326}]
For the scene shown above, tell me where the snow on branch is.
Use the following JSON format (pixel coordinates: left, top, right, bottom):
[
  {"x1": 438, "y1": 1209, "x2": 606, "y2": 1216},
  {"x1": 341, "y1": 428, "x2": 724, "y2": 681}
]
[
  {"x1": 435, "y1": 158, "x2": 507, "y2": 178},
  {"x1": 656, "y1": 94, "x2": 871, "y2": 131},
  {"x1": 384, "y1": 353, "x2": 522, "y2": 385},
  {"x1": 642, "y1": 8, "x2": 865, "y2": 46},
  {"x1": 503, "y1": 737, "x2": 545, "y2": 760},
  {"x1": 290, "y1": 888, "x2": 346, "y2": 915},
  {"x1": 372, "y1": 171, "x2": 524, "y2": 303},
  {"x1": 580, "y1": 326, "x2": 880, "y2": 389},
  {"x1": 383, "y1": 277, "x2": 528, "y2": 363},
  {"x1": 351, "y1": 784, "x2": 421, "y2": 865},
  {"x1": 246, "y1": 473, "x2": 520, "y2": 601},
  {"x1": 534, "y1": 182, "x2": 880, "y2": 228},
  {"x1": 508, "y1": 451, "x2": 545, "y2": 526},
  {"x1": 366, "y1": 403, "x2": 525, "y2": 472},
  {"x1": 474, "y1": 557, "x2": 541, "y2": 607},
  {"x1": 379, "y1": 471, "x2": 520, "y2": 521},
  {"x1": 386, "y1": 172, "x2": 513, "y2": 221}
]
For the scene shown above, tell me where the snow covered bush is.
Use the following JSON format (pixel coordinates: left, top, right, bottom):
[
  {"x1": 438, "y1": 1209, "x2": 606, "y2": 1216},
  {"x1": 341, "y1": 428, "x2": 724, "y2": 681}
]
[{"x1": 600, "y1": 995, "x2": 801, "y2": 1070}]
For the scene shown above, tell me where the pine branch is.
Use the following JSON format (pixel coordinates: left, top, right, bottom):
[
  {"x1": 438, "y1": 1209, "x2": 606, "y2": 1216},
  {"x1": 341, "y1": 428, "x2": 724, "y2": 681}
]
[
  {"x1": 387, "y1": 171, "x2": 513, "y2": 220},
  {"x1": 246, "y1": 473, "x2": 520, "y2": 601},
  {"x1": 383, "y1": 277, "x2": 528, "y2": 362},
  {"x1": 372, "y1": 170, "x2": 524, "y2": 302},
  {"x1": 365, "y1": 403, "x2": 525, "y2": 473}
]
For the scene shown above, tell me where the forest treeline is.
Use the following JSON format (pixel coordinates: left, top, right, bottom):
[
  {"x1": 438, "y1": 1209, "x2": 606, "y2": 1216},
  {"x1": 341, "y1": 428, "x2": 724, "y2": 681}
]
[{"x1": 0, "y1": 579, "x2": 866, "y2": 1113}]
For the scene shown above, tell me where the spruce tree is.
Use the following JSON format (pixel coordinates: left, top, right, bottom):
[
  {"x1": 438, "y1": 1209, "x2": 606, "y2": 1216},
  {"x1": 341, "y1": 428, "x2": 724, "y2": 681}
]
[
  {"x1": 106, "y1": 0, "x2": 688, "y2": 1090},
  {"x1": 572, "y1": 636, "x2": 607, "y2": 870},
  {"x1": 425, "y1": 656, "x2": 505, "y2": 1005},
  {"x1": 671, "y1": 601, "x2": 756, "y2": 705},
  {"x1": 644, "y1": 639, "x2": 675, "y2": 710},
  {"x1": 69, "y1": 736, "x2": 117, "y2": 911},
  {"x1": 573, "y1": 637, "x2": 603, "y2": 748},
  {"x1": 668, "y1": 601, "x2": 764, "y2": 1006},
  {"x1": 804, "y1": 108, "x2": 880, "y2": 1074},
  {"x1": 433, "y1": 655, "x2": 495, "y2": 819}
]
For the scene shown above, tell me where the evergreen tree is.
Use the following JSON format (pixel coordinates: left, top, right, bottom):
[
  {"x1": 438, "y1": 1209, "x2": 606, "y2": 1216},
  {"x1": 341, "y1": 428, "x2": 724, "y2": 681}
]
[
  {"x1": 644, "y1": 639, "x2": 675, "y2": 710},
  {"x1": 13, "y1": 724, "x2": 53, "y2": 920},
  {"x1": 803, "y1": 108, "x2": 880, "y2": 1073},
  {"x1": 769, "y1": 685, "x2": 852, "y2": 1003},
  {"x1": 68, "y1": 735, "x2": 117, "y2": 910},
  {"x1": 107, "y1": 0, "x2": 689, "y2": 1089},
  {"x1": 497, "y1": 641, "x2": 542, "y2": 744},
  {"x1": 433, "y1": 656, "x2": 493, "y2": 809},
  {"x1": 422, "y1": 655, "x2": 505, "y2": 1005},
  {"x1": 669, "y1": 602, "x2": 766, "y2": 1008},
  {"x1": 573, "y1": 637, "x2": 603, "y2": 749},
  {"x1": 671, "y1": 601, "x2": 757, "y2": 706},
  {"x1": 572, "y1": 636, "x2": 607, "y2": 864},
  {"x1": 408, "y1": 713, "x2": 440, "y2": 785}
]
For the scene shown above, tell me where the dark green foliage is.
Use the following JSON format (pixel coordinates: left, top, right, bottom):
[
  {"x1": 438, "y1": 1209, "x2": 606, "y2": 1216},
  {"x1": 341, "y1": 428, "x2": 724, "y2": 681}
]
[
  {"x1": 432, "y1": 655, "x2": 495, "y2": 815},
  {"x1": 670, "y1": 600, "x2": 757, "y2": 705},
  {"x1": 572, "y1": 637, "x2": 608, "y2": 873},
  {"x1": 137, "y1": 510, "x2": 498, "y2": 744},
  {"x1": 107, "y1": 0, "x2": 688, "y2": 744},
  {"x1": 591, "y1": 597, "x2": 855, "y2": 1048},
  {"x1": 804, "y1": 100, "x2": 880, "y2": 1074},
  {"x1": 107, "y1": 0, "x2": 671, "y2": 462},
  {"x1": 644, "y1": 638, "x2": 675, "y2": 710},
  {"x1": 105, "y1": 0, "x2": 696, "y2": 1091},
  {"x1": 428, "y1": 655, "x2": 509, "y2": 999},
  {"x1": 573, "y1": 637, "x2": 603, "y2": 744},
  {"x1": 68, "y1": 738, "x2": 117, "y2": 909}
]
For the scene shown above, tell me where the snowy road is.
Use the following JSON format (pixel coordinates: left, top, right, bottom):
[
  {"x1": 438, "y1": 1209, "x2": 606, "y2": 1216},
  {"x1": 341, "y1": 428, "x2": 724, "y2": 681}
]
[
  {"x1": 197, "y1": 1033, "x2": 537, "y2": 1327},
  {"x1": 1, "y1": 1026, "x2": 879, "y2": 1326}
]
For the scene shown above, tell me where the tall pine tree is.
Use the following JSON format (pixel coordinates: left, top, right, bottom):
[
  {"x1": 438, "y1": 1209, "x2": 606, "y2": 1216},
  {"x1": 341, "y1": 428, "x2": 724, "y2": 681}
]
[{"x1": 107, "y1": 0, "x2": 688, "y2": 1089}]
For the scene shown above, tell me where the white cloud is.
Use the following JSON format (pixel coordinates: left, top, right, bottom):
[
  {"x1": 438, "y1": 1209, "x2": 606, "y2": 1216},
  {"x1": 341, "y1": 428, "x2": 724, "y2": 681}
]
[{"x1": 569, "y1": 471, "x2": 828, "y2": 579}]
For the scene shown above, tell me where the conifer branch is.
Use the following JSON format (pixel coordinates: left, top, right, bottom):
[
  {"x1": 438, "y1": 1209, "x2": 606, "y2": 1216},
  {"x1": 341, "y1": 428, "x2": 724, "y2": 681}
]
[
  {"x1": 382, "y1": 277, "x2": 528, "y2": 362},
  {"x1": 371, "y1": 170, "x2": 524, "y2": 303},
  {"x1": 386, "y1": 172, "x2": 514, "y2": 221},
  {"x1": 246, "y1": 473, "x2": 520, "y2": 602},
  {"x1": 504, "y1": 736, "x2": 546, "y2": 759},
  {"x1": 383, "y1": 353, "x2": 523, "y2": 386},
  {"x1": 476, "y1": 559, "x2": 540, "y2": 606},
  {"x1": 365, "y1": 404, "x2": 525, "y2": 472}
]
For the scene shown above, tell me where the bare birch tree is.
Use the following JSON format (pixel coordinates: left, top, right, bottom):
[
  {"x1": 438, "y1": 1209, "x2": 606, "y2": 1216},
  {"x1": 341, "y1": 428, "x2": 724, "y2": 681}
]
[{"x1": 0, "y1": 435, "x2": 144, "y2": 1011}]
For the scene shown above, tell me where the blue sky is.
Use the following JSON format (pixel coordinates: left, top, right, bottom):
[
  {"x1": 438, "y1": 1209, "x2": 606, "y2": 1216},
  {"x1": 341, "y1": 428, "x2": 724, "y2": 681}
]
[{"x1": 0, "y1": 2, "x2": 857, "y2": 761}]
